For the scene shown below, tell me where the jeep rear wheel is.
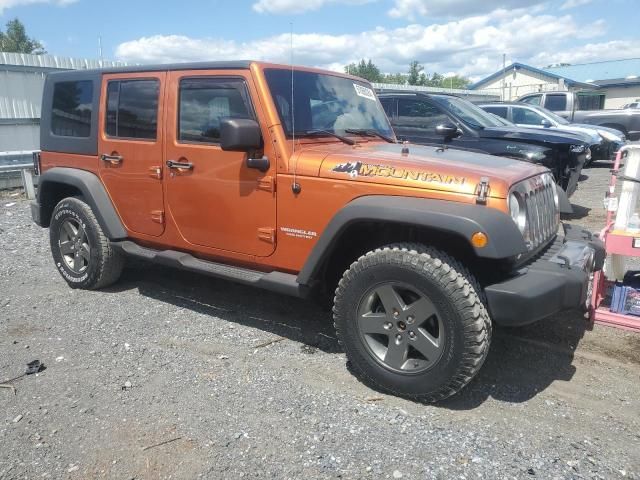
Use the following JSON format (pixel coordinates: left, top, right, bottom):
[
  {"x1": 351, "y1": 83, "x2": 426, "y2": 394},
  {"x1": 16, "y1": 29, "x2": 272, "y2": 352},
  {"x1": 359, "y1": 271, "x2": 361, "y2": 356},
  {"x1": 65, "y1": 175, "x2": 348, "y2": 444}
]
[
  {"x1": 333, "y1": 243, "x2": 491, "y2": 403},
  {"x1": 50, "y1": 197, "x2": 124, "y2": 290}
]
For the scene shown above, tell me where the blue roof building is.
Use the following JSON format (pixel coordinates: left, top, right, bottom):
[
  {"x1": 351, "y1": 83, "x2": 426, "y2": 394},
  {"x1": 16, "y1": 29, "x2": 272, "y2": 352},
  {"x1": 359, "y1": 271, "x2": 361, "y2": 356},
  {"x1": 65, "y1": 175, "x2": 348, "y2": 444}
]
[{"x1": 471, "y1": 58, "x2": 640, "y2": 108}]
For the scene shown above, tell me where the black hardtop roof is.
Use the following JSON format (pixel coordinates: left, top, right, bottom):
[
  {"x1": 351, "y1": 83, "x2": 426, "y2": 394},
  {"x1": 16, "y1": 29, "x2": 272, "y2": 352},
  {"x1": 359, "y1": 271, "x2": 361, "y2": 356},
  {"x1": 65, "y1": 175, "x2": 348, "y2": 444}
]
[{"x1": 46, "y1": 60, "x2": 255, "y2": 80}]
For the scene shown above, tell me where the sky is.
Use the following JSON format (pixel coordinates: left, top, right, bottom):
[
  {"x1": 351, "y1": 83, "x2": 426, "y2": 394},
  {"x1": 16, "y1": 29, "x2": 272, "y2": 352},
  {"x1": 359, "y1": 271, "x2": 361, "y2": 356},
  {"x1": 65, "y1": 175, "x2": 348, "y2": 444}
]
[{"x1": 0, "y1": 0, "x2": 639, "y2": 81}]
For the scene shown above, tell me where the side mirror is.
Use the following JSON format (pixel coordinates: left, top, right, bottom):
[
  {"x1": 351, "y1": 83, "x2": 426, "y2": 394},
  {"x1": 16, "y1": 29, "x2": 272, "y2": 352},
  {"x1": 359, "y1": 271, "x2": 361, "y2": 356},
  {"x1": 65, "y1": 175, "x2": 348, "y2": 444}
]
[
  {"x1": 435, "y1": 123, "x2": 460, "y2": 140},
  {"x1": 541, "y1": 119, "x2": 552, "y2": 128},
  {"x1": 220, "y1": 118, "x2": 262, "y2": 152}
]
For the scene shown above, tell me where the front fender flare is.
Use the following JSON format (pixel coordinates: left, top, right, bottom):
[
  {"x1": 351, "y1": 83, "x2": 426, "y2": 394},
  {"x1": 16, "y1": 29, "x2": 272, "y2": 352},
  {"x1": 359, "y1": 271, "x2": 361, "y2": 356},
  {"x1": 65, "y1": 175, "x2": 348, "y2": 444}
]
[{"x1": 297, "y1": 195, "x2": 527, "y2": 285}]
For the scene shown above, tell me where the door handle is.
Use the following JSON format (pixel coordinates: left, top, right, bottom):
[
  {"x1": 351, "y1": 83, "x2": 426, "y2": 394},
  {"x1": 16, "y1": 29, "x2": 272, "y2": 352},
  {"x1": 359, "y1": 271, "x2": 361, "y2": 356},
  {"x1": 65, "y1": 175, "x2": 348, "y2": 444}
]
[
  {"x1": 166, "y1": 160, "x2": 194, "y2": 170},
  {"x1": 100, "y1": 153, "x2": 123, "y2": 165}
]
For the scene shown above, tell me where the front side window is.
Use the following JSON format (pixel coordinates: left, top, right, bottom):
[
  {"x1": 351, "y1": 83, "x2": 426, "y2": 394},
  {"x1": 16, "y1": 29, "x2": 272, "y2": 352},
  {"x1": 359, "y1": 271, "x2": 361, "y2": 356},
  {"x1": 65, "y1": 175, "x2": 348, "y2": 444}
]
[
  {"x1": 544, "y1": 94, "x2": 567, "y2": 111},
  {"x1": 106, "y1": 79, "x2": 159, "y2": 140},
  {"x1": 430, "y1": 95, "x2": 504, "y2": 128},
  {"x1": 520, "y1": 94, "x2": 542, "y2": 106},
  {"x1": 512, "y1": 107, "x2": 546, "y2": 125},
  {"x1": 264, "y1": 69, "x2": 393, "y2": 139},
  {"x1": 178, "y1": 78, "x2": 254, "y2": 144},
  {"x1": 51, "y1": 80, "x2": 93, "y2": 137}
]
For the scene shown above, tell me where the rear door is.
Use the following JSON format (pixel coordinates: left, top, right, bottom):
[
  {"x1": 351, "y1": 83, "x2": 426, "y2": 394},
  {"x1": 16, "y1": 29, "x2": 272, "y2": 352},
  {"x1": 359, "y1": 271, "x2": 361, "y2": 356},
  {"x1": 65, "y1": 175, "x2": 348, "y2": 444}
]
[
  {"x1": 163, "y1": 70, "x2": 277, "y2": 257},
  {"x1": 98, "y1": 72, "x2": 166, "y2": 237}
]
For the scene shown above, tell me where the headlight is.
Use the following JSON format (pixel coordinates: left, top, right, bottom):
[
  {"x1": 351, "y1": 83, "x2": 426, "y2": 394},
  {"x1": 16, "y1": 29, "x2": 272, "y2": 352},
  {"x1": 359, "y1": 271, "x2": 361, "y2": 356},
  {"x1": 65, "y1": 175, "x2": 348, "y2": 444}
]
[
  {"x1": 525, "y1": 150, "x2": 547, "y2": 161},
  {"x1": 598, "y1": 129, "x2": 623, "y2": 142},
  {"x1": 585, "y1": 147, "x2": 592, "y2": 161},
  {"x1": 509, "y1": 192, "x2": 527, "y2": 234}
]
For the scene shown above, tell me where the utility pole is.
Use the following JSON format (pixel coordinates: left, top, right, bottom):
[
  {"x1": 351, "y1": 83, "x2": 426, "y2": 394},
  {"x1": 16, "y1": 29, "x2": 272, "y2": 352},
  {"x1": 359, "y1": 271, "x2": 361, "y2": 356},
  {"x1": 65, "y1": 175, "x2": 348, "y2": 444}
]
[
  {"x1": 501, "y1": 53, "x2": 506, "y2": 101},
  {"x1": 98, "y1": 35, "x2": 103, "y2": 66}
]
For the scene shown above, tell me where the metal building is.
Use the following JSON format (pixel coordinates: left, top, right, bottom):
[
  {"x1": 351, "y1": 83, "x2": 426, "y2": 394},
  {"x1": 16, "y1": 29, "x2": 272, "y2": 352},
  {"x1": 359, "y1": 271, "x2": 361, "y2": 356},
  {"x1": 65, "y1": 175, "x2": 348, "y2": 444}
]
[{"x1": 0, "y1": 52, "x2": 125, "y2": 167}]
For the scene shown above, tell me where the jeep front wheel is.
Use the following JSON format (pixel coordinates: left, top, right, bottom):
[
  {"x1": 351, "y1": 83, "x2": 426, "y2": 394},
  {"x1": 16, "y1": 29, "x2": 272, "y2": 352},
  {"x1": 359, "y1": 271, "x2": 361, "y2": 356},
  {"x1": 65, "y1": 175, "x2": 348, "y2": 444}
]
[
  {"x1": 49, "y1": 197, "x2": 124, "y2": 290},
  {"x1": 333, "y1": 243, "x2": 491, "y2": 403}
]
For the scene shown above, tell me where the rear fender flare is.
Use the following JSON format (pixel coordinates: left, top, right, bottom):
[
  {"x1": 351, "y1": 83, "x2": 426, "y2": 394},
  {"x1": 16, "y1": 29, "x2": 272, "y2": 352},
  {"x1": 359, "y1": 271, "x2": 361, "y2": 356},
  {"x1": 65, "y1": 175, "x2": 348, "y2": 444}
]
[{"x1": 37, "y1": 167, "x2": 126, "y2": 239}]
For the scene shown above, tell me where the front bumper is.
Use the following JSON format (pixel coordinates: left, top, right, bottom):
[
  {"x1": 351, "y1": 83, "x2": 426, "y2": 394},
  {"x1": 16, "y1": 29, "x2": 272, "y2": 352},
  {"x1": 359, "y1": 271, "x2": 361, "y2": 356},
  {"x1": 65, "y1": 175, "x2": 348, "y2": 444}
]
[
  {"x1": 484, "y1": 224, "x2": 604, "y2": 326},
  {"x1": 591, "y1": 140, "x2": 625, "y2": 161},
  {"x1": 563, "y1": 151, "x2": 586, "y2": 197}
]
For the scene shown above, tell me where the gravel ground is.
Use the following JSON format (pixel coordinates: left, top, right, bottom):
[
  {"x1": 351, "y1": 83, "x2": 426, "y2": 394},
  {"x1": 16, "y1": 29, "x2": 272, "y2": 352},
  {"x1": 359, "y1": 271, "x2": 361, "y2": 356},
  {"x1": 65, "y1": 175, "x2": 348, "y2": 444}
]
[{"x1": 1, "y1": 162, "x2": 640, "y2": 480}]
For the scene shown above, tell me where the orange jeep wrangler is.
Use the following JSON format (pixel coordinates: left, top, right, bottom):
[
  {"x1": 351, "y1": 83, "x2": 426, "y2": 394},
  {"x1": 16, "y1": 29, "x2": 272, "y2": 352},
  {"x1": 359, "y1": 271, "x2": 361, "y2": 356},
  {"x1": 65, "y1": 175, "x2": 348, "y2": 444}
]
[{"x1": 32, "y1": 61, "x2": 604, "y2": 402}]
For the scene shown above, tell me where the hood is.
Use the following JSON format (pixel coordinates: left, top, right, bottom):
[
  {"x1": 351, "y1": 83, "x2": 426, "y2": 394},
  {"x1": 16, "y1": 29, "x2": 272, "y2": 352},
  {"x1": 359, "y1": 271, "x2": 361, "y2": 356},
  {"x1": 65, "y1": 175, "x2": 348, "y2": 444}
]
[
  {"x1": 552, "y1": 124, "x2": 602, "y2": 143},
  {"x1": 571, "y1": 123, "x2": 625, "y2": 138},
  {"x1": 479, "y1": 125, "x2": 592, "y2": 145},
  {"x1": 316, "y1": 142, "x2": 547, "y2": 199}
]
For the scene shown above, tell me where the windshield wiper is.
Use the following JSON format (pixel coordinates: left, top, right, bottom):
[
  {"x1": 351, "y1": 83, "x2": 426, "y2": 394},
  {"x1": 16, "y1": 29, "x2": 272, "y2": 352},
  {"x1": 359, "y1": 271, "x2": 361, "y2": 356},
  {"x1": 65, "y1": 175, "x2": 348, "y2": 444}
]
[
  {"x1": 298, "y1": 129, "x2": 356, "y2": 145},
  {"x1": 344, "y1": 129, "x2": 396, "y2": 143}
]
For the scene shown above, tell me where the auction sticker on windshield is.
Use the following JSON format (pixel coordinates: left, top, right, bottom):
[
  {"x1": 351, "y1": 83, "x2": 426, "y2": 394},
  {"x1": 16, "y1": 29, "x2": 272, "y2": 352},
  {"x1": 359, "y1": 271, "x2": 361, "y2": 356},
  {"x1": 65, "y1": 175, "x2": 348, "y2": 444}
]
[{"x1": 354, "y1": 84, "x2": 376, "y2": 101}]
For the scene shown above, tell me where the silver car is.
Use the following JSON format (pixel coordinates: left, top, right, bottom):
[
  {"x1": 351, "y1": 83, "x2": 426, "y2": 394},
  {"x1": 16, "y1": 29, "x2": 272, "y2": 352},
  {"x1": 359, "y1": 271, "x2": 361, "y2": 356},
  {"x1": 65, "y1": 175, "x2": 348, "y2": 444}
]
[{"x1": 479, "y1": 102, "x2": 626, "y2": 165}]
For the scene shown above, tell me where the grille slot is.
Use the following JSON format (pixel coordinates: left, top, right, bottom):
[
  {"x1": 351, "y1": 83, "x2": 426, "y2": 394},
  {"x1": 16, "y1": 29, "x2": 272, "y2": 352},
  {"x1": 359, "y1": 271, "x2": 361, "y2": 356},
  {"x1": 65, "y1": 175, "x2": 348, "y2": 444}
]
[{"x1": 513, "y1": 174, "x2": 559, "y2": 250}]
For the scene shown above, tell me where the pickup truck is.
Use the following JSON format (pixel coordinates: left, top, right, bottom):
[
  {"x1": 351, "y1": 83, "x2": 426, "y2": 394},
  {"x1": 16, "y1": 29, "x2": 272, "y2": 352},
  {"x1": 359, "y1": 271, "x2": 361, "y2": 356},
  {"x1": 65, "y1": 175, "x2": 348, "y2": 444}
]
[{"x1": 517, "y1": 91, "x2": 640, "y2": 141}]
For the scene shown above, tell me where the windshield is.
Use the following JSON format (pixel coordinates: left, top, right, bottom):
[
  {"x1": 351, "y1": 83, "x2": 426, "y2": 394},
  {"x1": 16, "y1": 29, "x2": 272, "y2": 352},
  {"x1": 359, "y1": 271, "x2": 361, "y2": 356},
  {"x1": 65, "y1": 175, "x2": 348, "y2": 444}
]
[
  {"x1": 430, "y1": 95, "x2": 506, "y2": 129},
  {"x1": 533, "y1": 106, "x2": 570, "y2": 125},
  {"x1": 264, "y1": 68, "x2": 394, "y2": 140}
]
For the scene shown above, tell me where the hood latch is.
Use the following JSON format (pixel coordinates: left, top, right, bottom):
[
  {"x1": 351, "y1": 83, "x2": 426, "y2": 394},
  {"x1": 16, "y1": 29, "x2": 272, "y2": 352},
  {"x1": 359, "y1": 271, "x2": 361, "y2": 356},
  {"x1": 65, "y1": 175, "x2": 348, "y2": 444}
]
[{"x1": 475, "y1": 177, "x2": 490, "y2": 205}]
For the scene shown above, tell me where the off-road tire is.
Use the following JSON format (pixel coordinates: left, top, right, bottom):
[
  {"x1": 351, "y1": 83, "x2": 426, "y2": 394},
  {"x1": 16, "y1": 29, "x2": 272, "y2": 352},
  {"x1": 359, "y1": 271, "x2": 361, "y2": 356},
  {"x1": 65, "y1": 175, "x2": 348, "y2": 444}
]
[
  {"x1": 49, "y1": 197, "x2": 124, "y2": 290},
  {"x1": 333, "y1": 243, "x2": 491, "y2": 403}
]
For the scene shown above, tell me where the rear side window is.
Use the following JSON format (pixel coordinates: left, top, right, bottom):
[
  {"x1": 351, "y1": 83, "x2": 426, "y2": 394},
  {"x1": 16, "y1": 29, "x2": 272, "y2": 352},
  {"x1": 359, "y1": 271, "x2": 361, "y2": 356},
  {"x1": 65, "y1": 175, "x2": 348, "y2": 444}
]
[
  {"x1": 51, "y1": 80, "x2": 93, "y2": 137},
  {"x1": 483, "y1": 106, "x2": 508, "y2": 119},
  {"x1": 544, "y1": 94, "x2": 567, "y2": 111},
  {"x1": 396, "y1": 99, "x2": 449, "y2": 129},
  {"x1": 178, "y1": 78, "x2": 253, "y2": 144},
  {"x1": 106, "y1": 79, "x2": 159, "y2": 140},
  {"x1": 380, "y1": 98, "x2": 397, "y2": 118}
]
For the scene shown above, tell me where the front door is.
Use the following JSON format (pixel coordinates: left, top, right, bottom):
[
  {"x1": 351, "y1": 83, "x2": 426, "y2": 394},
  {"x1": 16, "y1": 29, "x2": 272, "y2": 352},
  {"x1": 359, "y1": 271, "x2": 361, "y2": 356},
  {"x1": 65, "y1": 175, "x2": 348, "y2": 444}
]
[
  {"x1": 98, "y1": 72, "x2": 166, "y2": 237},
  {"x1": 164, "y1": 71, "x2": 276, "y2": 257}
]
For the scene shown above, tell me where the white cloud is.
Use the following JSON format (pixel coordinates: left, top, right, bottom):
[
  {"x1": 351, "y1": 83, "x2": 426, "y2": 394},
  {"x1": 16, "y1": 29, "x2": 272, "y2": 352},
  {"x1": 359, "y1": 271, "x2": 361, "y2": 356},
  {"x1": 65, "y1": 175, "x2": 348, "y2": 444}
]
[
  {"x1": 0, "y1": 0, "x2": 76, "y2": 13},
  {"x1": 531, "y1": 40, "x2": 640, "y2": 67},
  {"x1": 560, "y1": 0, "x2": 593, "y2": 10},
  {"x1": 252, "y1": 0, "x2": 373, "y2": 14},
  {"x1": 115, "y1": 10, "x2": 607, "y2": 80},
  {"x1": 388, "y1": 0, "x2": 544, "y2": 19}
]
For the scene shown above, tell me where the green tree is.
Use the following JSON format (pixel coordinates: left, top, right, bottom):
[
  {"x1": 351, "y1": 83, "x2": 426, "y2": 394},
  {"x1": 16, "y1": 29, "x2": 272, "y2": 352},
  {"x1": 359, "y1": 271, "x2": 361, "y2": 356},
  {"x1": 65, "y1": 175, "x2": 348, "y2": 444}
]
[
  {"x1": 344, "y1": 59, "x2": 382, "y2": 82},
  {"x1": 380, "y1": 72, "x2": 408, "y2": 85},
  {"x1": 0, "y1": 18, "x2": 46, "y2": 55},
  {"x1": 407, "y1": 61, "x2": 424, "y2": 86}
]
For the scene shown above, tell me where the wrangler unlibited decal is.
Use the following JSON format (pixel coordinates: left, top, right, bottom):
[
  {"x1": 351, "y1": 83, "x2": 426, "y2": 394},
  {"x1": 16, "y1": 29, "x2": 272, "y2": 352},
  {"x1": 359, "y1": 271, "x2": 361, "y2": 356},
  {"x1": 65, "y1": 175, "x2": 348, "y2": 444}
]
[{"x1": 332, "y1": 162, "x2": 466, "y2": 185}]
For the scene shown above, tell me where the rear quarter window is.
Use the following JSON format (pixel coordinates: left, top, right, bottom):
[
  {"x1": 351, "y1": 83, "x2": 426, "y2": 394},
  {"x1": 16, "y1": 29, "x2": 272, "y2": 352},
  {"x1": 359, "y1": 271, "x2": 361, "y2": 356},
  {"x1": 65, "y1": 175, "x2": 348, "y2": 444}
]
[{"x1": 51, "y1": 80, "x2": 93, "y2": 137}]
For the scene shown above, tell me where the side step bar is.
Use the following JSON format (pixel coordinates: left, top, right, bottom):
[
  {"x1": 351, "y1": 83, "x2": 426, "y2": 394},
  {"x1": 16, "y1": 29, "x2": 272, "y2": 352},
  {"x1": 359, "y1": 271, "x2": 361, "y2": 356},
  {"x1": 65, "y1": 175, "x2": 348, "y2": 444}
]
[{"x1": 112, "y1": 240, "x2": 308, "y2": 298}]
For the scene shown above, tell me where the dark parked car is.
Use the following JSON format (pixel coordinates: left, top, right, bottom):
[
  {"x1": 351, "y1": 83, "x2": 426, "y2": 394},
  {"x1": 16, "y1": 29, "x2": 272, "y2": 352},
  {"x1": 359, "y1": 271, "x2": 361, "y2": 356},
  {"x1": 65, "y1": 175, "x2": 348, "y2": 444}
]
[
  {"x1": 378, "y1": 92, "x2": 592, "y2": 206},
  {"x1": 478, "y1": 102, "x2": 625, "y2": 164}
]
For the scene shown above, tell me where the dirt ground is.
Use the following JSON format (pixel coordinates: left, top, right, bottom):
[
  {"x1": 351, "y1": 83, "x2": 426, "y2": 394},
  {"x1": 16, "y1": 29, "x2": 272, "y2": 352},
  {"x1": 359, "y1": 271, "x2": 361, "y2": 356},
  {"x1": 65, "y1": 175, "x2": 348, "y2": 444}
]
[{"x1": 1, "y1": 161, "x2": 639, "y2": 480}]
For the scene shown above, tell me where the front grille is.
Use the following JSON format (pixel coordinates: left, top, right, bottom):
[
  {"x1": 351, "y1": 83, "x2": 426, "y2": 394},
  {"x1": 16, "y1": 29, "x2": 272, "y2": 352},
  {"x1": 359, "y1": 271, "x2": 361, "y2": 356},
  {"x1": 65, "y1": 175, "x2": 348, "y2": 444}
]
[{"x1": 512, "y1": 173, "x2": 559, "y2": 250}]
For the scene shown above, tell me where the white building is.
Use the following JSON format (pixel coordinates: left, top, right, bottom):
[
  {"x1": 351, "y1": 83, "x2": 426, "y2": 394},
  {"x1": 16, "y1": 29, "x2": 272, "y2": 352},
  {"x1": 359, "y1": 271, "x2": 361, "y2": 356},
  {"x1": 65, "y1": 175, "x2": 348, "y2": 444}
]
[{"x1": 471, "y1": 58, "x2": 640, "y2": 109}]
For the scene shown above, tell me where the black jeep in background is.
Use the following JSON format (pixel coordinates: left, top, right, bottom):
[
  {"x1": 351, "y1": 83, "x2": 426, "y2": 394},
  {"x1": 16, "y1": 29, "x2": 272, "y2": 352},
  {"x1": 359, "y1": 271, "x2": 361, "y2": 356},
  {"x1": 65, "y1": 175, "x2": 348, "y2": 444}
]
[{"x1": 378, "y1": 92, "x2": 592, "y2": 207}]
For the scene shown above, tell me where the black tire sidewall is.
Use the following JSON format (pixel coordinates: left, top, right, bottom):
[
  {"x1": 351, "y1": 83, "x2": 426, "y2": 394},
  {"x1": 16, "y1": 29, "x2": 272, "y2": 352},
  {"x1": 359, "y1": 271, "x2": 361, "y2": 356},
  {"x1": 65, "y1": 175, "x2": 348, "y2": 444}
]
[
  {"x1": 50, "y1": 198, "x2": 103, "y2": 289},
  {"x1": 337, "y1": 259, "x2": 470, "y2": 397}
]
